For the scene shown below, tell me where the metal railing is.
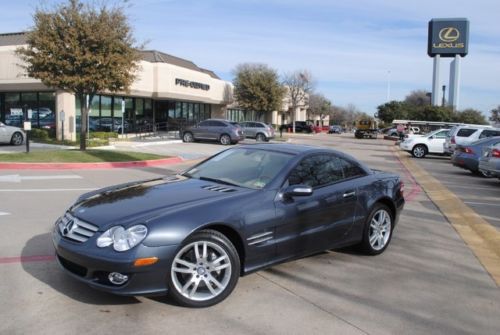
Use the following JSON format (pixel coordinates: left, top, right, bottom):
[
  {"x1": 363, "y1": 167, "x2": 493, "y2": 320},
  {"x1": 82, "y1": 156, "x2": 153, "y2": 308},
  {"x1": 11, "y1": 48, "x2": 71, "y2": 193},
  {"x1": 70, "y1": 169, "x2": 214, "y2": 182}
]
[{"x1": 134, "y1": 120, "x2": 197, "y2": 140}]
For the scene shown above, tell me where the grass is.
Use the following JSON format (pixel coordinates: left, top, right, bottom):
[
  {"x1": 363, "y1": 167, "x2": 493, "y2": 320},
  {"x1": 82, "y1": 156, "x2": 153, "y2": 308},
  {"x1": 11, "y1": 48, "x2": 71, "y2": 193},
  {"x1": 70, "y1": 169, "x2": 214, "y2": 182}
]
[{"x1": 0, "y1": 150, "x2": 167, "y2": 163}]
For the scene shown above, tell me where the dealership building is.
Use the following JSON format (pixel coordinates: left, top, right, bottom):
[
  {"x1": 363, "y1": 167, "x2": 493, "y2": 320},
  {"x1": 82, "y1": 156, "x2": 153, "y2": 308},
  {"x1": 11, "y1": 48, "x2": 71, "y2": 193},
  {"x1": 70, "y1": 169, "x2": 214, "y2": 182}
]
[{"x1": 0, "y1": 32, "x2": 325, "y2": 140}]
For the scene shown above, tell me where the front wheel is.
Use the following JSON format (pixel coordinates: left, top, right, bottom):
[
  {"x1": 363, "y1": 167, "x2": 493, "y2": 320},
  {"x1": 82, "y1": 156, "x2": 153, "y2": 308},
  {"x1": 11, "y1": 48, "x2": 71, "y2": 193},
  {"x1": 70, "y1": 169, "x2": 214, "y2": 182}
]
[
  {"x1": 219, "y1": 134, "x2": 231, "y2": 145},
  {"x1": 10, "y1": 132, "x2": 23, "y2": 146},
  {"x1": 359, "y1": 204, "x2": 393, "y2": 255},
  {"x1": 168, "y1": 230, "x2": 240, "y2": 308},
  {"x1": 412, "y1": 145, "x2": 427, "y2": 158}
]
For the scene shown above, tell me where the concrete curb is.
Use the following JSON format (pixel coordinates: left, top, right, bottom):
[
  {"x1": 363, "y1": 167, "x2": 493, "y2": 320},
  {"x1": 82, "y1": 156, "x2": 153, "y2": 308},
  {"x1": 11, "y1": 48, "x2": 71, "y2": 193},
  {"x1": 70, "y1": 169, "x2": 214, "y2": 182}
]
[
  {"x1": 0, "y1": 156, "x2": 183, "y2": 170},
  {"x1": 393, "y1": 147, "x2": 500, "y2": 287}
]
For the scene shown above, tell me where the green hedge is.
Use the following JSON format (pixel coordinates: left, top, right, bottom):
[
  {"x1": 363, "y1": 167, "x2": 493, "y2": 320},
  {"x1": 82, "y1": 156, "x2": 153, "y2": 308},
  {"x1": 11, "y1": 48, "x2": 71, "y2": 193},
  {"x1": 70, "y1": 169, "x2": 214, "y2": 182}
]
[
  {"x1": 30, "y1": 128, "x2": 50, "y2": 140},
  {"x1": 89, "y1": 131, "x2": 119, "y2": 140}
]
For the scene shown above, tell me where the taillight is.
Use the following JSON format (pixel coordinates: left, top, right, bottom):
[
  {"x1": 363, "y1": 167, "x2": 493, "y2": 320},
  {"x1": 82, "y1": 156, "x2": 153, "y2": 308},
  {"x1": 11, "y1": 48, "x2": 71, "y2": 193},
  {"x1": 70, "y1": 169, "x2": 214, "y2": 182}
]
[
  {"x1": 451, "y1": 136, "x2": 456, "y2": 144},
  {"x1": 492, "y1": 149, "x2": 500, "y2": 158},
  {"x1": 399, "y1": 180, "x2": 404, "y2": 197},
  {"x1": 464, "y1": 147, "x2": 474, "y2": 154}
]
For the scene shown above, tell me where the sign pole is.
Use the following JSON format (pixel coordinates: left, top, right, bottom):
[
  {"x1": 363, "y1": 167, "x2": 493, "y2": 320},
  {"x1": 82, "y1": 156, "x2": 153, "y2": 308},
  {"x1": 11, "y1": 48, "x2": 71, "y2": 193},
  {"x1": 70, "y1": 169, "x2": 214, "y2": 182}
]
[
  {"x1": 449, "y1": 55, "x2": 461, "y2": 111},
  {"x1": 431, "y1": 55, "x2": 441, "y2": 106}
]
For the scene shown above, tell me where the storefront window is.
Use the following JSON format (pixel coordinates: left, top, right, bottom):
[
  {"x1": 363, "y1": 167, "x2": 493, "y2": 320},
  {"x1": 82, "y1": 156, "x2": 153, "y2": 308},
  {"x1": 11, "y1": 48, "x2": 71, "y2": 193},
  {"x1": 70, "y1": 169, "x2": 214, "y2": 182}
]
[
  {"x1": 4, "y1": 93, "x2": 22, "y2": 127},
  {"x1": 176, "y1": 102, "x2": 182, "y2": 120},
  {"x1": 194, "y1": 103, "x2": 200, "y2": 122}
]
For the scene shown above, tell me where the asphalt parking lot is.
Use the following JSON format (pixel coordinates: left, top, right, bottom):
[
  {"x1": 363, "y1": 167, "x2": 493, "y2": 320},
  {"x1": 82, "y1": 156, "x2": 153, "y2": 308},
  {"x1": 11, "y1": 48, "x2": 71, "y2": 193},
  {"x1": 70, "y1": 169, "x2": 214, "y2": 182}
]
[
  {"x1": 405, "y1": 153, "x2": 500, "y2": 230},
  {"x1": 1, "y1": 133, "x2": 499, "y2": 335}
]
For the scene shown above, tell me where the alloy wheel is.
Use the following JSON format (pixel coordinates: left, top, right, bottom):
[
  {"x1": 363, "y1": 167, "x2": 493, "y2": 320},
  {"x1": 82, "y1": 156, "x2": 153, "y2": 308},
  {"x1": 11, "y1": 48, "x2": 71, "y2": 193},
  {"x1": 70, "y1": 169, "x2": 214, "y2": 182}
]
[
  {"x1": 368, "y1": 209, "x2": 392, "y2": 251},
  {"x1": 11, "y1": 132, "x2": 23, "y2": 145},
  {"x1": 183, "y1": 132, "x2": 193, "y2": 142},
  {"x1": 220, "y1": 134, "x2": 231, "y2": 145},
  {"x1": 413, "y1": 145, "x2": 426, "y2": 158},
  {"x1": 171, "y1": 241, "x2": 232, "y2": 302}
]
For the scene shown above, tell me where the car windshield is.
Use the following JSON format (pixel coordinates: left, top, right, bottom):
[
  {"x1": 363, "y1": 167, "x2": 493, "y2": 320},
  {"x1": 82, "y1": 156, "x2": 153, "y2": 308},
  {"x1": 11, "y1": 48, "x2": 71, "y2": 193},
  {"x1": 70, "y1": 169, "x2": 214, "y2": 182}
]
[{"x1": 184, "y1": 148, "x2": 294, "y2": 189}]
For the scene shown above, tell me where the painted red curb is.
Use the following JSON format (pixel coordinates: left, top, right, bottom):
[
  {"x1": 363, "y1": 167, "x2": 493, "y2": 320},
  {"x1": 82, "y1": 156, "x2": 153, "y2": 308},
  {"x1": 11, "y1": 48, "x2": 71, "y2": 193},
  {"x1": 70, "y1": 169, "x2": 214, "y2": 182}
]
[
  {"x1": 391, "y1": 148, "x2": 422, "y2": 203},
  {"x1": 0, "y1": 156, "x2": 183, "y2": 170},
  {"x1": 0, "y1": 255, "x2": 56, "y2": 264}
]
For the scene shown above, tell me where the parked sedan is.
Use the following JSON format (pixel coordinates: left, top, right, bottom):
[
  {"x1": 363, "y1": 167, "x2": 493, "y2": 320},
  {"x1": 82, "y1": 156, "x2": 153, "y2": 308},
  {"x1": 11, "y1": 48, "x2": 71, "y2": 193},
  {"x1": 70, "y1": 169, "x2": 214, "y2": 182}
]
[
  {"x1": 479, "y1": 143, "x2": 500, "y2": 179},
  {"x1": 239, "y1": 121, "x2": 275, "y2": 141},
  {"x1": 182, "y1": 119, "x2": 244, "y2": 145},
  {"x1": 0, "y1": 122, "x2": 25, "y2": 145},
  {"x1": 452, "y1": 136, "x2": 500, "y2": 177},
  {"x1": 53, "y1": 144, "x2": 404, "y2": 307}
]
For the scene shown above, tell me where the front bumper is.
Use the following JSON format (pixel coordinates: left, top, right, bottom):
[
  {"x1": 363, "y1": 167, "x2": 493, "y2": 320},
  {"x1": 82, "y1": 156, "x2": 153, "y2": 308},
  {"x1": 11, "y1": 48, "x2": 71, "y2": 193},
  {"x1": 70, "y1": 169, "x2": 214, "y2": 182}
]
[
  {"x1": 399, "y1": 141, "x2": 412, "y2": 151},
  {"x1": 52, "y1": 227, "x2": 178, "y2": 296}
]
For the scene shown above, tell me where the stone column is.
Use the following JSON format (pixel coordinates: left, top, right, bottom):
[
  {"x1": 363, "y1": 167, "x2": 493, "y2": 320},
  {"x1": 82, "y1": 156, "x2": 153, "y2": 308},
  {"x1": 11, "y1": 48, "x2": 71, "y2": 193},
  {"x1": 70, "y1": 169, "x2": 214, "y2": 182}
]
[{"x1": 55, "y1": 90, "x2": 76, "y2": 141}]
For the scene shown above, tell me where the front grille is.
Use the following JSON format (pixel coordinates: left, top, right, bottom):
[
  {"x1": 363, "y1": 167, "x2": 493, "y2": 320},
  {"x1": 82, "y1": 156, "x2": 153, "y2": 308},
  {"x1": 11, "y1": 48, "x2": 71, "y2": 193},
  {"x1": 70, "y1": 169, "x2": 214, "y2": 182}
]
[
  {"x1": 58, "y1": 255, "x2": 88, "y2": 277},
  {"x1": 58, "y1": 212, "x2": 98, "y2": 243}
]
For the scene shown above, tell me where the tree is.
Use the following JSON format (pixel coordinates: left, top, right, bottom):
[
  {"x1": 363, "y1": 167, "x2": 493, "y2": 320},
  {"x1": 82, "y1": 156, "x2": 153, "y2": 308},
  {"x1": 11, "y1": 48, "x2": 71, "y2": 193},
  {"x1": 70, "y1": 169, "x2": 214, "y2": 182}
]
[
  {"x1": 410, "y1": 105, "x2": 454, "y2": 122},
  {"x1": 308, "y1": 93, "x2": 331, "y2": 121},
  {"x1": 17, "y1": 0, "x2": 141, "y2": 150},
  {"x1": 455, "y1": 108, "x2": 488, "y2": 125},
  {"x1": 232, "y1": 63, "x2": 285, "y2": 120},
  {"x1": 282, "y1": 70, "x2": 314, "y2": 132},
  {"x1": 376, "y1": 101, "x2": 408, "y2": 124},
  {"x1": 405, "y1": 90, "x2": 431, "y2": 107},
  {"x1": 490, "y1": 106, "x2": 500, "y2": 125}
]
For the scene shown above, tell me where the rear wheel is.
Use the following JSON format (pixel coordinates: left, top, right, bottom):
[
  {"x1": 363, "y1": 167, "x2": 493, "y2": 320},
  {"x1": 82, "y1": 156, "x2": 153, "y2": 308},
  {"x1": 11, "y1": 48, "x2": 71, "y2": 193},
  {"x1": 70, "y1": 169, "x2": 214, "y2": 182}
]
[
  {"x1": 168, "y1": 230, "x2": 240, "y2": 308},
  {"x1": 219, "y1": 134, "x2": 231, "y2": 145},
  {"x1": 412, "y1": 145, "x2": 427, "y2": 158},
  {"x1": 359, "y1": 204, "x2": 393, "y2": 255},
  {"x1": 10, "y1": 132, "x2": 23, "y2": 145},
  {"x1": 183, "y1": 132, "x2": 194, "y2": 143}
]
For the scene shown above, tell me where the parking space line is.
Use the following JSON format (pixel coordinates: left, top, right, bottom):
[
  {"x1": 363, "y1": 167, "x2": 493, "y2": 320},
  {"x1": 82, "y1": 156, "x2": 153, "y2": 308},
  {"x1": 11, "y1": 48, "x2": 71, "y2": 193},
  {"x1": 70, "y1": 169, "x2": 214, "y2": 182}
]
[
  {"x1": 0, "y1": 255, "x2": 55, "y2": 264},
  {"x1": 0, "y1": 188, "x2": 96, "y2": 192},
  {"x1": 393, "y1": 148, "x2": 500, "y2": 287},
  {"x1": 464, "y1": 201, "x2": 500, "y2": 207}
]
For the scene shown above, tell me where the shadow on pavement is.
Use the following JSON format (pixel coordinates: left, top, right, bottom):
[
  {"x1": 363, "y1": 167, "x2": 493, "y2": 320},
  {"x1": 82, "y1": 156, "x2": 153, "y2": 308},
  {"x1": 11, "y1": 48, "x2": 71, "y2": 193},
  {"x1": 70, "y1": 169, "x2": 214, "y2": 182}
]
[{"x1": 22, "y1": 233, "x2": 140, "y2": 306}]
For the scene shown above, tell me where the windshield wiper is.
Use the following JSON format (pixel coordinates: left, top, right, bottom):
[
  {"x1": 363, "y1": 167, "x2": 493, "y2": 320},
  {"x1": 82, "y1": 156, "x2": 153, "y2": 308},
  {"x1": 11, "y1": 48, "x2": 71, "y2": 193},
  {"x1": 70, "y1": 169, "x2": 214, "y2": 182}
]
[{"x1": 198, "y1": 176, "x2": 239, "y2": 187}]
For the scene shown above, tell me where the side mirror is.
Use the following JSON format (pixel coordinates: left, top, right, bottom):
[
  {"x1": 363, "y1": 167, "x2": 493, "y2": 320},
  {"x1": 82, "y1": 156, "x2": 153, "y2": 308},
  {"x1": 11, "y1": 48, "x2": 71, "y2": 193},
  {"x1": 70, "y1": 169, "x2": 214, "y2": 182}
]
[
  {"x1": 283, "y1": 185, "x2": 313, "y2": 198},
  {"x1": 429, "y1": 136, "x2": 434, "y2": 140}
]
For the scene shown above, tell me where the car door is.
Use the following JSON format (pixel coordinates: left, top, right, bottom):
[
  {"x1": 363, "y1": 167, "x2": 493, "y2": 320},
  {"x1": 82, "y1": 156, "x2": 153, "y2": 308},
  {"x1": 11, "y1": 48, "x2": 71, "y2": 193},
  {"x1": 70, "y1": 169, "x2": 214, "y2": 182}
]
[
  {"x1": 274, "y1": 154, "x2": 359, "y2": 259},
  {"x1": 246, "y1": 122, "x2": 257, "y2": 138},
  {"x1": 193, "y1": 120, "x2": 211, "y2": 139},
  {"x1": 210, "y1": 120, "x2": 227, "y2": 140},
  {"x1": 428, "y1": 130, "x2": 448, "y2": 153},
  {"x1": 0, "y1": 123, "x2": 8, "y2": 142}
]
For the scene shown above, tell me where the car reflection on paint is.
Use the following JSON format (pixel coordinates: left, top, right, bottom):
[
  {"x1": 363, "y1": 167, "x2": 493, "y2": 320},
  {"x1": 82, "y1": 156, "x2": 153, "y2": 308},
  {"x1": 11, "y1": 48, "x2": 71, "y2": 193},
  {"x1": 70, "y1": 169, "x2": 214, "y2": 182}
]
[{"x1": 52, "y1": 144, "x2": 404, "y2": 307}]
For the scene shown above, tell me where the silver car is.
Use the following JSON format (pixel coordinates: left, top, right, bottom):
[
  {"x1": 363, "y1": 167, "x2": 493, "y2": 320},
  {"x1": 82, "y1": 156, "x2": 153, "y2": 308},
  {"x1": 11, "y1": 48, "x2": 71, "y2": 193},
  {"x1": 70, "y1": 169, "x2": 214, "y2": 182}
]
[
  {"x1": 239, "y1": 121, "x2": 275, "y2": 141},
  {"x1": 478, "y1": 143, "x2": 500, "y2": 178},
  {"x1": 182, "y1": 119, "x2": 244, "y2": 145},
  {"x1": 0, "y1": 122, "x2": 25, "y2": 145}
]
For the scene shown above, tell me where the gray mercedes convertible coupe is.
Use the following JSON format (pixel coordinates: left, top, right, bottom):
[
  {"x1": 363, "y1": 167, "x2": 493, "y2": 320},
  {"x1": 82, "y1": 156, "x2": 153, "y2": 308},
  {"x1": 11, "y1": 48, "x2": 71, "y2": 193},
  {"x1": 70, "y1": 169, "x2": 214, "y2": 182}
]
[{"x1": 53, "y1": 144, "x2": 404, "y2": 307}]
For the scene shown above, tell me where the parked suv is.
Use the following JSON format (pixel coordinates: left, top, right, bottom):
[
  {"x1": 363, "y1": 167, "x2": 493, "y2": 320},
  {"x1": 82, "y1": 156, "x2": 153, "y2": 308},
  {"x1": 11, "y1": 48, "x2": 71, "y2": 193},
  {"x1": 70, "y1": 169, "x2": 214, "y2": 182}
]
[
  {"x1": 444, "y1": 125, "x2": 499, "y2": 154},
  {"x1": 182, "y1": 119, "x2": 244, "y2": 145},
  {"x1": 279, "y1": 121, "x2": 313, "y2": 133},
  {"x1": 399, "y1": 128, "x2": 449, "y2": 158},
  {"x1": 239, "y1": 121, "x2": 275, "y2": 141}
]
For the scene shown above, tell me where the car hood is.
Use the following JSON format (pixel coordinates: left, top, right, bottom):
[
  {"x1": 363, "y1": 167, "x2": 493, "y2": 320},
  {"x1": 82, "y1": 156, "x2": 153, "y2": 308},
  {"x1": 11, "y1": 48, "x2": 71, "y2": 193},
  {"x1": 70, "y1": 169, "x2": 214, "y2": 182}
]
[{"x1": 70, "y1": 176, "x2": 249, "y2": 230}]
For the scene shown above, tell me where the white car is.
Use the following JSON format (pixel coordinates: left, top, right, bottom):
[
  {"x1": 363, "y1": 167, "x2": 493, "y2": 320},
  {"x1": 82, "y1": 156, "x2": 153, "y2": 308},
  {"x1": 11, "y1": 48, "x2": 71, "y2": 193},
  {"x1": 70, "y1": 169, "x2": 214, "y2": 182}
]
[
  {"x1": 0, "y1": 122, "x2": 25, "y2": 145},
  {"x1": 399, "y1": 128, "x2": 449, "y2": 158}
]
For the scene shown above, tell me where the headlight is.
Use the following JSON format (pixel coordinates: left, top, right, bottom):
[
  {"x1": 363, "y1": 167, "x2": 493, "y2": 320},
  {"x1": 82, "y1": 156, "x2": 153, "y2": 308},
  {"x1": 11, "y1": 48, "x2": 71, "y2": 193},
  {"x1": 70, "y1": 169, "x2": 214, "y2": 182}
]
[{"x1": 97, "y1": 225, "x2": 148, "y2": 252}]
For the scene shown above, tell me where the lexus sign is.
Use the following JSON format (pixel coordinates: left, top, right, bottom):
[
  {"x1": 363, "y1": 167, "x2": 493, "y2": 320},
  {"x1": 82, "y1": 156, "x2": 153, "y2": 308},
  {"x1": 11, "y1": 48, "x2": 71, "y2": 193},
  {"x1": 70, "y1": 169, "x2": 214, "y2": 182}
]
[{"x1": 428, "y1": 18, "x2": 469, "y2": 57}]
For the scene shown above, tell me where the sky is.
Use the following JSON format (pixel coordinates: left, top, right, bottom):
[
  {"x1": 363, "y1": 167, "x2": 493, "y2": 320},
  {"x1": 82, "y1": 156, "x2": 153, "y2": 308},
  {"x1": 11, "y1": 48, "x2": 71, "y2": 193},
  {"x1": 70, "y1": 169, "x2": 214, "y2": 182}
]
[{"x1": 1, "y1": 0, "x2": 499, "y2": 117}]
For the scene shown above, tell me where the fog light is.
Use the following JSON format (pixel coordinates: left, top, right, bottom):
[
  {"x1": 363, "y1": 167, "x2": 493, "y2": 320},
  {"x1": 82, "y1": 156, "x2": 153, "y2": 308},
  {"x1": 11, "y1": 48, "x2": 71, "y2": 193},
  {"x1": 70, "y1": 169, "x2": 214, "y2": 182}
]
[{"x1": 108, "y1": 272, "x2": 128, "y2": 285}]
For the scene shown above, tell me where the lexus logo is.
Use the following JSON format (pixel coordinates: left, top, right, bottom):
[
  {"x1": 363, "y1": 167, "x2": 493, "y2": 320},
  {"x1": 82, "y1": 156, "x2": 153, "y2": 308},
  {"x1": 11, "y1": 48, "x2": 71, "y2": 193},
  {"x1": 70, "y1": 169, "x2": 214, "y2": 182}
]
[{"x1": 439, "y1": 27, "x2": 460, "y2": 42}]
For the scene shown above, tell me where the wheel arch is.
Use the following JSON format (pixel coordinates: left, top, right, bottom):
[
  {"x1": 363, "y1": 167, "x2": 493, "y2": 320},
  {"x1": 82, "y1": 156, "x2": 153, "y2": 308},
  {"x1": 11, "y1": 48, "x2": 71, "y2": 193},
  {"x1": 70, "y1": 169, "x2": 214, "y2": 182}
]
[
  {"x1": 196, "y1": 223, "x2": 246, "y2": 275},
  {"x1": 412, "y1": 143, "x2": 428, "y2": 152},
  {"x1": 372, "y1": 196, "x2": 396, "y2": 222}
]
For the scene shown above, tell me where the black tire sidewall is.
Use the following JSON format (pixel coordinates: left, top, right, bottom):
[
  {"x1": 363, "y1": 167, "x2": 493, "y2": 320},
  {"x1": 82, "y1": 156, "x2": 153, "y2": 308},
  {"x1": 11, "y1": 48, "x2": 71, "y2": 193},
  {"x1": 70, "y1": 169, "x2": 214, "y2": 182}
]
[
  {"x1": 167, "y1": 229, "x2": 240, "y2": 308},
  {"x1": 11, "y1": 132, "x2": 23, "y2": 145},
  {"x1": 361, "y1": 203, "x2": 394, "y2": 255},
  {"x1": 183, "y1": 132, "x2": 193, "y2": 143},
  {"x1": 220, "y1": 134, "x2": 230, "y2": 145}
]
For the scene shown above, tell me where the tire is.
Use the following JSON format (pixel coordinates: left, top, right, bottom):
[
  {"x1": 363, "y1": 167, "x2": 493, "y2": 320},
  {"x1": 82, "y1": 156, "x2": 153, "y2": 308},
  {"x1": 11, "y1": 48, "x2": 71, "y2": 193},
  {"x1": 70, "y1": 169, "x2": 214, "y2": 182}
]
[
  {"x1": 168, "y1": 229, "x2": 240, "y2": 308},
  {"x1": 183, "y1": 132, "x2": 194, "y2": 143},
  {"x1": 359, "y1": 203, "x2": 394, "y2": 255},
  {"x1": 476, "y1": 169, "x2": 493, "y2": 178},
  {"x1": 219, "y1": 134, "x2": 231, "y2": 145},
  {"x1": 255, "y1": 133, "x2": 266, "y2": 142},
  {"x1": 10, "y1": 132, "x2": 23, "y2": 146},
  {"x1": 412, "y1": 145, "x2": 427, "y2": 158}
]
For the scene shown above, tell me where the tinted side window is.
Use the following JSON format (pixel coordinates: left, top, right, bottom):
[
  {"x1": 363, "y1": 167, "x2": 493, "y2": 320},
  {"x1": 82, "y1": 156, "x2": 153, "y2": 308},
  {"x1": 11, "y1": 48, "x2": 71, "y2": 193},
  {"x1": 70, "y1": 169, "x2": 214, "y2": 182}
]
[
  {"x1": 255, "y1": 123, "x2": 265, "y2": 128},
  {"x1": 288, "y1": 155, "x2": 344, "y2": 188},
  {"x1": 479, "y1": 130, "x2": 500, "y2": 139},
  {"x1": 457, "y1": 128, "x2": 477, "y2": 137},
  {"x1": 212, "y1": 121, "x2": 226, "y2": 127},
  {"x1": 199, "y1": 121, "x2": 210, "y2": 127},
  {"x1": 339, "y1": 159, "x2": 365, "y2": 179},
  {"x1": 435, "y1": 130, "x2": 449, "y2": 138}
]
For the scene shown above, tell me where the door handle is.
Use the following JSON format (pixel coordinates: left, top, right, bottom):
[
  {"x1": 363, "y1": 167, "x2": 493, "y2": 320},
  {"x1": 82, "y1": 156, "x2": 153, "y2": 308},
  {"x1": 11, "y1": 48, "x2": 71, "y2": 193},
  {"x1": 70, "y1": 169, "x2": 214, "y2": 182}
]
[{"x1": 343, "y1": 191, "x2": 356, "y2": 198}]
